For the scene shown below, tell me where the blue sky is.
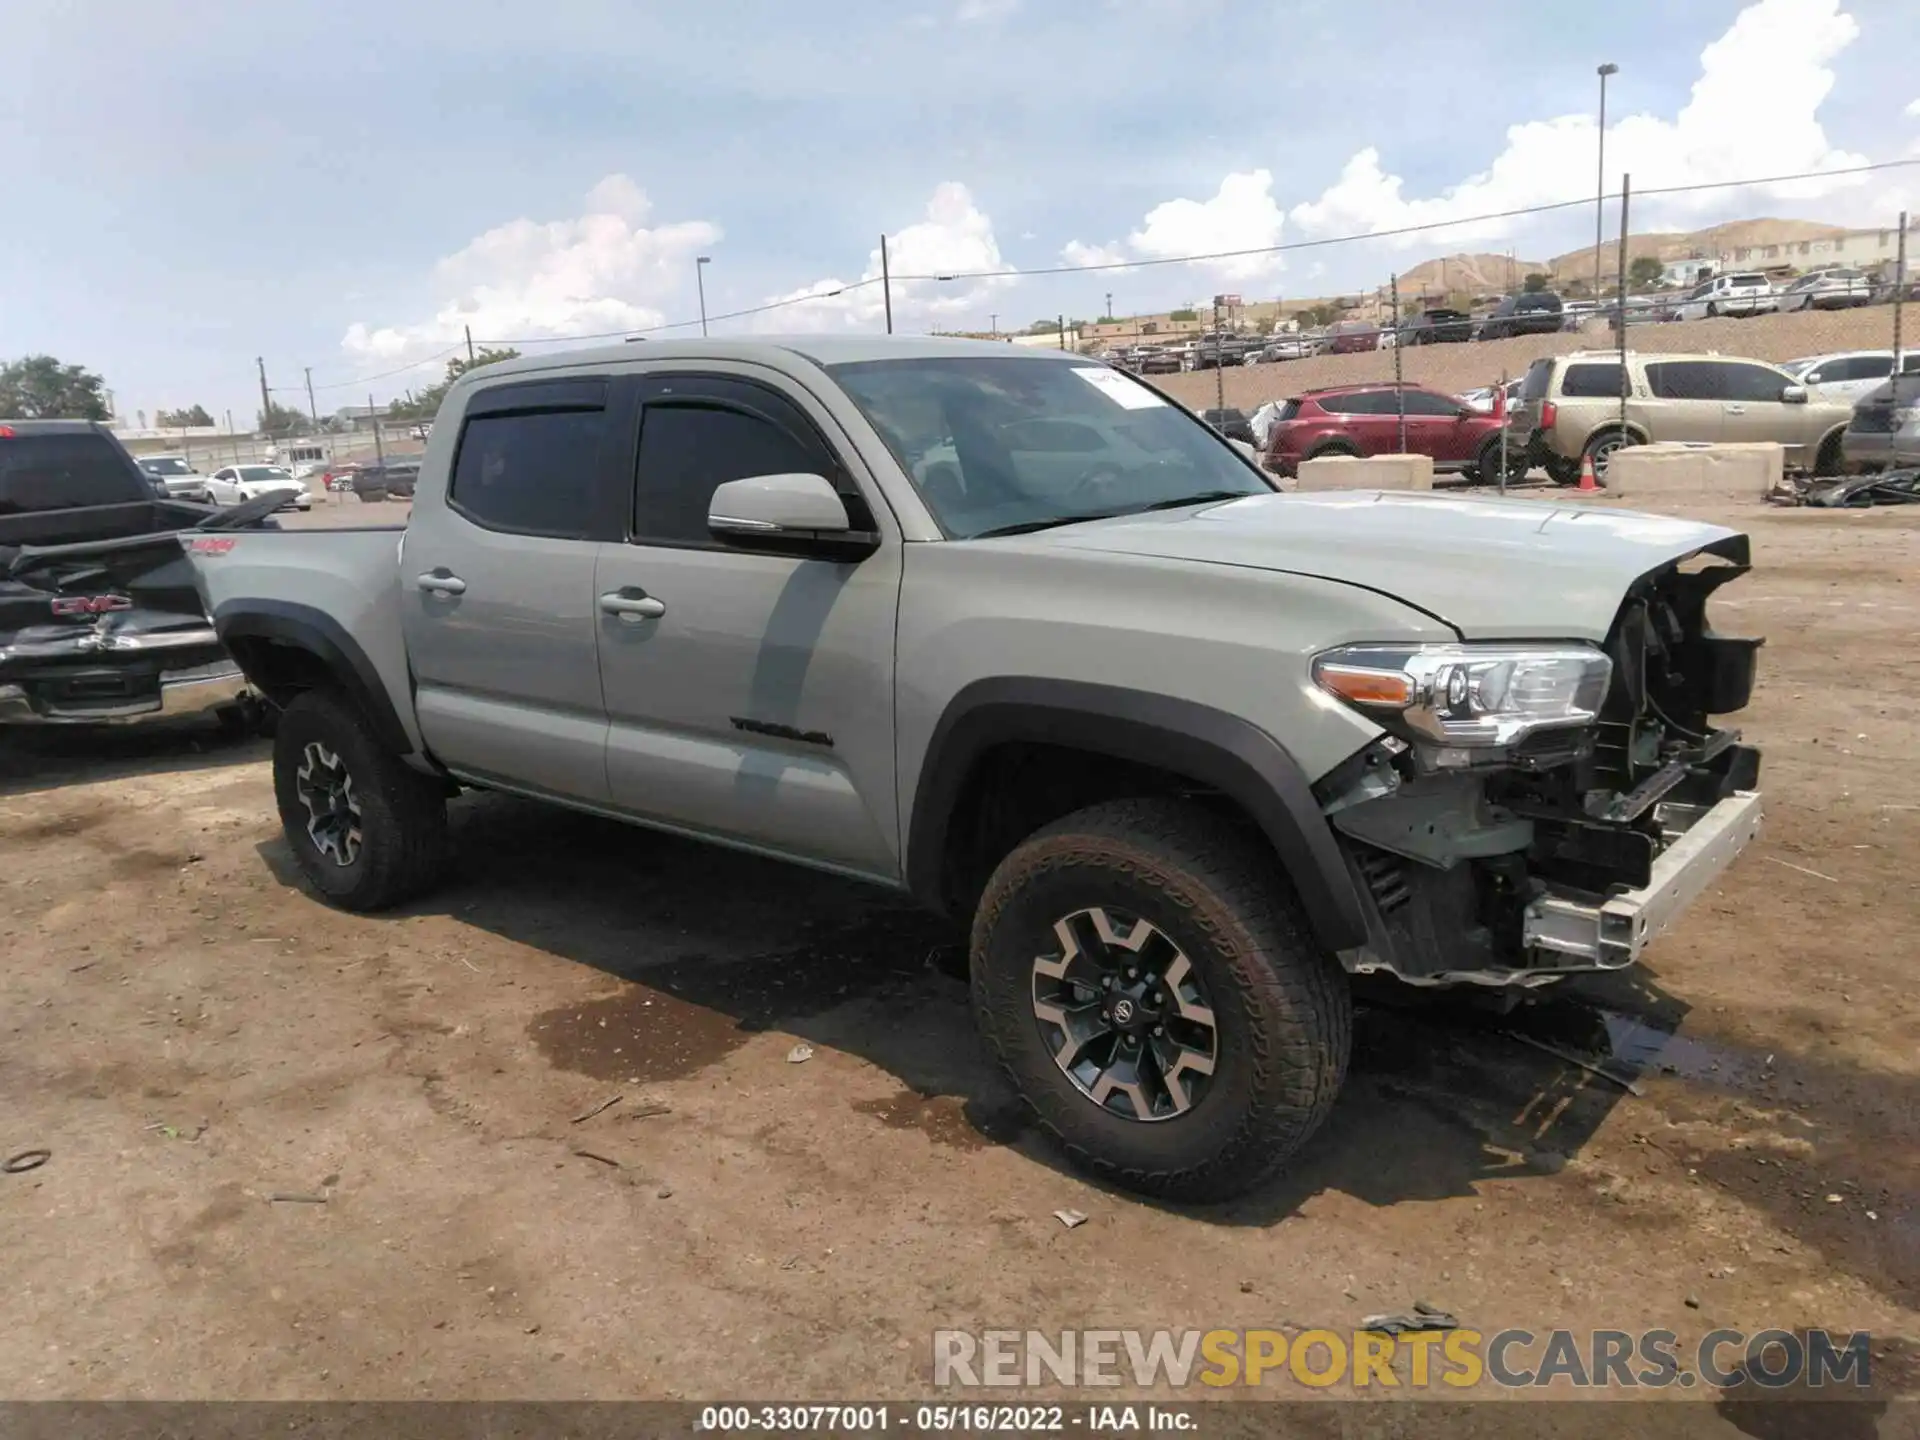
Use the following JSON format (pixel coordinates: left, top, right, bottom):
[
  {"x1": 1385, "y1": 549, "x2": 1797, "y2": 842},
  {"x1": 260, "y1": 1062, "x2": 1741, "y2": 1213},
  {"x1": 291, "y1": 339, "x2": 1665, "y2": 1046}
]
[{"x1": 3, "y1": 0, "x2": 1917, "y2": 425}]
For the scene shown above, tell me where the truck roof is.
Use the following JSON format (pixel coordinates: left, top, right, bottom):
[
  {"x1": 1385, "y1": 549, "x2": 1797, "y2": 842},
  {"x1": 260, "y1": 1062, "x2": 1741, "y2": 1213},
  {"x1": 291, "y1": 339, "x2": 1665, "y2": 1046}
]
[{"x1": 458, "y1": 334, "x2": 1089, "y2": 388}]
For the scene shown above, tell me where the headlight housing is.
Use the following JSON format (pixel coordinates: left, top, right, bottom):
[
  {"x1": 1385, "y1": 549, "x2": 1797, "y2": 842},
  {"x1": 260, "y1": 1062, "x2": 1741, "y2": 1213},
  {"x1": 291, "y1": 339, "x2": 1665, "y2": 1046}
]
[{"x1": 1313, "y1": 643, "x2": 1613, "y2": 749}]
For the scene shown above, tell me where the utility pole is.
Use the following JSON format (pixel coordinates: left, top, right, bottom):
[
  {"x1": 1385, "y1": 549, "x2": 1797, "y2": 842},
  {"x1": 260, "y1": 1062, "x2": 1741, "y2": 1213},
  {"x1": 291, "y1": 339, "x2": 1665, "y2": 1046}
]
[
  {"x1": 880, "y1": 235, "x2": 893, "y2": 335},
  {"x1": 256, "y1": 356, "x2": 273, "y2": 441},
  {"x1": 464, "y1": 325, "x2": 475, "y2": 364},
  {"x1": 1595, "y1": 63, "x2": 1619, "y2": 300},
  {"x1": 989, "y1": 313, "x2": 997, "y2": 336},
  {"x1": 225, "y1": 409, "x2": 239, "y2": 463},
  {"x1": 304, "y1": 367, "x2": 328, "y2": 472},
  {"x1": 369, "y1": 395, "x2": 386, "y2": 465},
  {"x1": 695, "y1": 256, "x2": 711, "y2": 336},
  {"x1": 1616, "y1": 175, "x2": 1632, "y2": 452},
  {"x1": 1212, "y1": 294, "x2": 1225, "y2": 414},
  {"x1": 1391, "y1": 274, "x2": 1406, "y2": 454},
  {"x1": 1105, "y1": 292, "x2": 1114, "y2": 321},
  {"x1": 1058, "y1": 314, "x2": 1066, "y2": 352},
  {"x1": 1894, "y1": 210, "x2": 1909, "y2": 375}
]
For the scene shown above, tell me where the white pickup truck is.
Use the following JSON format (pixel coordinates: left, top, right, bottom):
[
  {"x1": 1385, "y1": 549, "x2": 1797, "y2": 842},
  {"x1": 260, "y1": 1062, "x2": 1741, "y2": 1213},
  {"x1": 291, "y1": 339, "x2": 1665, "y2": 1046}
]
[{"x1": 184, "y1": 337, "x2": 1765, "y2": 1201}]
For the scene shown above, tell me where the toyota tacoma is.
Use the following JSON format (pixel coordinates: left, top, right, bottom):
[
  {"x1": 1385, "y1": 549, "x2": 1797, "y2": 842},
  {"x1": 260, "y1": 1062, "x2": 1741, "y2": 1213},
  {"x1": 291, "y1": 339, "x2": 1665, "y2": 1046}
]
[{"x1": 181, "y1": 338, "x2": 1764, "y2": 1201}]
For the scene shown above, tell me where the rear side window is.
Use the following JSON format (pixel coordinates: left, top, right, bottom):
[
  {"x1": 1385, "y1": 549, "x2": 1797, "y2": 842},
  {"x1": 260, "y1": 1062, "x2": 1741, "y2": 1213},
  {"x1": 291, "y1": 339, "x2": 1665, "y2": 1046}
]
[
  {"x1": 449, "y1": 388, "x2": 609, "y2": 538},
  {"x1": 632, "y1": 382, "x2": 836, "y2": 547},
  {"x1": 1318, "y1": 392, "x2": 1387, "y2": 415},
  {"x1": 1560, "y1": 363, "x2": 1626, "y2": 398},
  {"x1": 1729, "y1": 274, "x2": 1768, "y2": 287},
  {"x1": 1274, "y1": 399, "x2": 1301, "y2": 422},
  {"x1": 0, "y1": 433, "x2": 142, "y2": 515},
  {"x1": 1829, "y1": 355, "x2": 1893, "y2": 382}
]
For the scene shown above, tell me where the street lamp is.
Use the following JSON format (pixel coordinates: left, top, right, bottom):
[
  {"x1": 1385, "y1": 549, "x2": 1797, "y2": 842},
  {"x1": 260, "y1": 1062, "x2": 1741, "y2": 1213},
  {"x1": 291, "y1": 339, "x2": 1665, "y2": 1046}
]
[
  {"x1": 696, "y1": 256, "x2": 711, "y2": 337},
  {"x1": 1595, "y1": 63, "x2": 1618, "y2": 299}
]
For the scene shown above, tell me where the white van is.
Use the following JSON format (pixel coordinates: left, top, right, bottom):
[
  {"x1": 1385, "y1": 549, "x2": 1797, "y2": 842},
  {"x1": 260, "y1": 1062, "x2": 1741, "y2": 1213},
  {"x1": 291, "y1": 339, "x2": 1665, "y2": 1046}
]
[{"x1": 1673, "y1": 273, "x2": 1777, "y2": 321}]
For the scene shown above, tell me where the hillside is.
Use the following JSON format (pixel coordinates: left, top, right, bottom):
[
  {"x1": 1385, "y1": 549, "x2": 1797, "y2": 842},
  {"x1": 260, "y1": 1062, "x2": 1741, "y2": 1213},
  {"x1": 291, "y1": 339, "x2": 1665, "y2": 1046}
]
[
  {"x1": 1541, "y1": 217, "x2": 1847, "y2": 282},
  {"x1": 1392, "y1": 252, "x2": 1551, "y2": 298}
]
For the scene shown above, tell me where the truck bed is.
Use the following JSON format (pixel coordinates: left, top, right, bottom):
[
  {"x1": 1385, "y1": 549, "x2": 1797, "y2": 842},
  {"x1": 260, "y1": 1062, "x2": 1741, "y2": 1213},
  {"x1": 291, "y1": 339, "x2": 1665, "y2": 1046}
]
[{"x1": 183, "y1": 524, "x2": 424, "y2": 752}]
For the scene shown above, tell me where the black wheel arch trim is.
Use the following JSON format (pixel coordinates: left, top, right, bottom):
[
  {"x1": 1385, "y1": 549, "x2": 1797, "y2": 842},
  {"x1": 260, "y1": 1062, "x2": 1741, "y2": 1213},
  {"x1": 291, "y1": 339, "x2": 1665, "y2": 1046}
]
[
  {"x1": 213, "y1": 599, "x2": 413, "y2": 756},
  {"x1": 907, "y1": 677, "x2": 1368, "y2": 953}
]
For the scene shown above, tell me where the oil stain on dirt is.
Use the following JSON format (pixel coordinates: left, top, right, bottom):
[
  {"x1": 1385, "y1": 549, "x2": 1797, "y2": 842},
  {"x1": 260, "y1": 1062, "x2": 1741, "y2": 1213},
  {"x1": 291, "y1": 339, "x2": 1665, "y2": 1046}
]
[{"x1": 852, "y1": 1088, "x2": 1029, "y2": 1151}]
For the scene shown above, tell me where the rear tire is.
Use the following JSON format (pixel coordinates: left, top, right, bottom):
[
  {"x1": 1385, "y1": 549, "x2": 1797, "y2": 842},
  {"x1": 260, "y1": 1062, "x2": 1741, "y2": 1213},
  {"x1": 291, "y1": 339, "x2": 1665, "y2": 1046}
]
[
  {"x1": 970, "y1": 798, "x2": 1352, "y2": 1203},
  {"x1": 272, "y1": 689, "x2": 449, "y2": 912},
  {"x1": 1583, "y1": 429, "x2": 1633, "y2": 481},
  {"x1": 1814, "y1": 431, "x2": 1846, "y2": 478},
  {"x1": 1303, "y1": 440, "x2": 1361, "y2": 463},
  {"x1": 1472, "y1": 437, "x2": 1520, "y2": 486}
]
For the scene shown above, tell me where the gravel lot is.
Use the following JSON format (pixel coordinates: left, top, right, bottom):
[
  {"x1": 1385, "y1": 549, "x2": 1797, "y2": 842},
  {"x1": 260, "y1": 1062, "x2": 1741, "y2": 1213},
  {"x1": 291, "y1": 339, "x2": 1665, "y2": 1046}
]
[
  {"x1": 1158, "y1": 300, "x2": 1915, "y2": 414},
  {"x1": 3, "y1": 492, "x2": 1917, "y2": 1410}
]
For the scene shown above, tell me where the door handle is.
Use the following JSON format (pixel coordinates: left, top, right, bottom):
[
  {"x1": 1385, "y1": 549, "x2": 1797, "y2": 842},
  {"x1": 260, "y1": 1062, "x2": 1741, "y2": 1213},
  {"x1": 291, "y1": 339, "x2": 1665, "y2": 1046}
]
[
  {"x1": 1725, "y1": 405, "x2": 1746, "y2": 415},
  {"x1": 416, "y1": 572, "x2": 467, "y2": 595},
  {"x1": 600, "y1": 591, "x2": 666, "y2": 622}
]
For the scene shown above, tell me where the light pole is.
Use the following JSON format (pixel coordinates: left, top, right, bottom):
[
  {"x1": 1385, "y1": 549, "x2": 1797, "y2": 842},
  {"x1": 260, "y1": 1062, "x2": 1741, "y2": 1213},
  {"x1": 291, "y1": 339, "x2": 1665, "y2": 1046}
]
[
  {"x1": 696, "y1": 256, "x2": 711, "y2": 337},
  {"x1": 1595, "y1": 62, "x2": 1618, "y2": 299}
]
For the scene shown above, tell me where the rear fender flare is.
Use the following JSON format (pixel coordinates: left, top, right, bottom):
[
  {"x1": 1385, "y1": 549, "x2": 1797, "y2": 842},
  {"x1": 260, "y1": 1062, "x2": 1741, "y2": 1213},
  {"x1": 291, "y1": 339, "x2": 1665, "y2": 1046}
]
[
  {"x1": 214, "y1": 599, "x2": 412, "y2": 756},
  {"x1": 906, "y1": 678, "x2": 1368, "y2": 954}
]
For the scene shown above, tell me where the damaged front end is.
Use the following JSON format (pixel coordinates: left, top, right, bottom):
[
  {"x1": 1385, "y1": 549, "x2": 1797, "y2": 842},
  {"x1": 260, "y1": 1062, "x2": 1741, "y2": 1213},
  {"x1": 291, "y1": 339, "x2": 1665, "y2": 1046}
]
[{"x1": 1312, "y1": 534, "x2": 1763, "y2": 988}]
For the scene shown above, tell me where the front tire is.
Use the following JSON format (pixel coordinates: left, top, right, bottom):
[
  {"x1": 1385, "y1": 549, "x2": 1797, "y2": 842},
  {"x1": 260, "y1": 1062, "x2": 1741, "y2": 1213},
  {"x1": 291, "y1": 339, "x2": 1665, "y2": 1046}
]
[
  {"x1": 970, "y1": 798, "x2": 1351, "y2": 1203},
  {"x1": 272, "y1": 689, "x2": 449, "y2": 911}
]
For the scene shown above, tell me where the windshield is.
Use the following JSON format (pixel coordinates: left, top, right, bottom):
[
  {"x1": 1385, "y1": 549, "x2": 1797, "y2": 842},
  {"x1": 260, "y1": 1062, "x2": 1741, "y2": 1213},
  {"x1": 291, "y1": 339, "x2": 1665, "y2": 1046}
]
[
  {"x1": 238, "y1": 465, "x2": 294, "y2": 483},
  {"x1": 1779, "y1": 357, "x2": 1818, "y2": 378},
  {"x1": 828, "y1": 357, "x2": 1271, "y2": 539},
  {"x1": 140, "y1": 456, "x2": 196, "y2": 476}
]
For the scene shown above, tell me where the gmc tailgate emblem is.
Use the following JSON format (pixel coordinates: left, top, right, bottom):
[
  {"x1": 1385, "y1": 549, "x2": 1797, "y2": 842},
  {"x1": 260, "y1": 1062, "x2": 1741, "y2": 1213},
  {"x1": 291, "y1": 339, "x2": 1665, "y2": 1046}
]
[{"x1": 51, "y1": 595, "x2": 133, "y2": 617}]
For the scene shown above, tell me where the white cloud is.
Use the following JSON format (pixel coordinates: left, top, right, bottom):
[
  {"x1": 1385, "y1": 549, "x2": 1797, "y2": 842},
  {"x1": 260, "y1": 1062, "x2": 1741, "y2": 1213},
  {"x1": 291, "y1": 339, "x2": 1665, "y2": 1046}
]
[
  {"x1": 956, "y1": 0, "x2": 1018, "y2": 21},
  {"x1": 1907, "y1": 96, "x2": 1920, "y2": 118},
  {"x1": 341, "y1": 174, "x2": 720, "y2": 364},
  {"x1": 1087, "y1": 0, "x2": 1904, "y2": 287},
  {"x1": 1284, "y1": 0, "x2": 1876, "y2": 248},
  {"x1": 1059, "y1": 239, "x2": 1131, "y2": 271},
  {"x1": 754, "y1": 182, "x2": 1016, "y2": 332}
]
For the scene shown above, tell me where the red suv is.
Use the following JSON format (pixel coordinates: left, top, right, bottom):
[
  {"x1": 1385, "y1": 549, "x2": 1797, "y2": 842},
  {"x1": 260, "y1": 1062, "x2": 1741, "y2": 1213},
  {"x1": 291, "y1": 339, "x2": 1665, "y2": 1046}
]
[{"x1": 1261, "y1": 383, "x2": 1521, "y2": 483}]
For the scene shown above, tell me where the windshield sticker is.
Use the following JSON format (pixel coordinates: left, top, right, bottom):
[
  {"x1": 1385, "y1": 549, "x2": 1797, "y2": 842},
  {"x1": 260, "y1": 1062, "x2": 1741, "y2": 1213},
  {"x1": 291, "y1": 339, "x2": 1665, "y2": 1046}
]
[{"x1": 1072, "y1": 368, "x2": 1166, "y2": 410}]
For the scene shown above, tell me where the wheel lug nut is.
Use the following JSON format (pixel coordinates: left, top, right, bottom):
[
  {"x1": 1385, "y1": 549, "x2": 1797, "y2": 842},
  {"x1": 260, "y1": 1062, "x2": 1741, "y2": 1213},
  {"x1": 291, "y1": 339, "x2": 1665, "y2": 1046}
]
[
  {"x1": 1153, "y1": 1026, "x2": 1165, "y2": 1037},
  {"x1": 1101, "y1": 975, "x2": 1115, "y2": 989},
  {"x1": 1126, "y1": 968, "x2": 1138, "y2": 980}
]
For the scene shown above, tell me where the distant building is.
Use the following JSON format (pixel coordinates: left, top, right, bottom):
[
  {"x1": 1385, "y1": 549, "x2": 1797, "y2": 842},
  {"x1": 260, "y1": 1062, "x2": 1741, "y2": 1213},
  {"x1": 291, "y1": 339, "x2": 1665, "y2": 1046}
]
[{"x1": 1715, "y1": 217, "x2": 1919, "y2": 275}]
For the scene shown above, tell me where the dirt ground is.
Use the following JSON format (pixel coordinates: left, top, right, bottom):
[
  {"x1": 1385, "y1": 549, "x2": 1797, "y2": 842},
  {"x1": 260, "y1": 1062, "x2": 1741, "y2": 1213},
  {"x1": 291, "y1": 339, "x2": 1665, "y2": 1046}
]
[{"x1": 3, "y1": 494, "x2": 1918, "y2": 1415}]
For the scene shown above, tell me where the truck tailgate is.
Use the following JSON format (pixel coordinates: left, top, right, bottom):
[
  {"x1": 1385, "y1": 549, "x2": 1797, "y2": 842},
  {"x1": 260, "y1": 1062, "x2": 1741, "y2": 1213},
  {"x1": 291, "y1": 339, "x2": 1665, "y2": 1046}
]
[{"x1": 184, "y1": 526, "x2": 425, "y2": 754}]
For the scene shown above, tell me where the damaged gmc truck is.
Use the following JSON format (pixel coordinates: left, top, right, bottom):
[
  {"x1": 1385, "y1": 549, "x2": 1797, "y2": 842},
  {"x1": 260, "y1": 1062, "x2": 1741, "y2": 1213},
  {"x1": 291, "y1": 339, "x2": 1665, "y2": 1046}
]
[{"x1": 182, "y1": 338, "x2": 1764, "y2": 1201}]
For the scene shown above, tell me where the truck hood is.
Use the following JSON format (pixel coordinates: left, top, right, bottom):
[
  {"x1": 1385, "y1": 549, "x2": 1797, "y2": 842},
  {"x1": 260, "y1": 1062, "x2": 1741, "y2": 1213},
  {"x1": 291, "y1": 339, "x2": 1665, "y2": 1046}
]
[{"x1": 1038, "y1": 491, "x2": 1747, "y2": 641}]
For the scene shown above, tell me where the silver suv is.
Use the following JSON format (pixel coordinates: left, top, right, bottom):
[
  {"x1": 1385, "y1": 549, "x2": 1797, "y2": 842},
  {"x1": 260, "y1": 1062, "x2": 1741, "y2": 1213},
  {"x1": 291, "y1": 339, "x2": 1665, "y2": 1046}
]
[{"x1": 1511, "y1": 350, "x2": 1854, "y2": 480}]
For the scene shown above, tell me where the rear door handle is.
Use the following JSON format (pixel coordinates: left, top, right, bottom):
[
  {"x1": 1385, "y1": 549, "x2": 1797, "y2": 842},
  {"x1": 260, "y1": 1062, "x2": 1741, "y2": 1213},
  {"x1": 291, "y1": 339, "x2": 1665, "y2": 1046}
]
[
  {"x1": 1724, "y1": 405, "x2": 1746, "y2": 415},
  {"x1": 600, "y1": 591, "x2": 666, "y2": 622},
  {"x1": 416, "y1": 572, "x2": 466, "y2": 595}
]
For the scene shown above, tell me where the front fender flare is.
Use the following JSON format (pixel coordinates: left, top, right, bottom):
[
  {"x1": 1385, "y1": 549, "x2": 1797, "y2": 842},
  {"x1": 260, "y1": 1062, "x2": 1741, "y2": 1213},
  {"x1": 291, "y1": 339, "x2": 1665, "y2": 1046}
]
[{"x1": 906, "y1": 678, "x2": 1367, "y2": 954}]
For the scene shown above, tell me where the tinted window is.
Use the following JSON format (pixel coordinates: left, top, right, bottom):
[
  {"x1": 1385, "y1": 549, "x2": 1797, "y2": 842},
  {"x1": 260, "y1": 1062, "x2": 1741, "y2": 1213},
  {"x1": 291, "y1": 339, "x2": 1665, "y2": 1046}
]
[
  {"x1": 1318, "y1": 391, "x2": 1387, "y2": 415},
  {"x1": 140, "y1": 456, "x2": 196, "y2": 476},
  {"x1": 1645, "y1": 361, "x2": 1727, "y2": 401},
  {"x1": 1517, "y1": 293, "x2": 1562, "y2": 312},
  {"x1": 1399, "y1": 391, "x2": 1460, "y2": 417},
  {"x1": 1729, "y1": 274, "x2": 1768, "y2": 287},
  {"x1": 238, "y1": 466, "x2": 293, "y2": 482},
  {"x1": 1720, "y1": 363, "x2": 1793, "y2": 403},
  {"x1": 449, "y1": 407, "x2": 607, "y2": 538},
  {"x1": 1520, "y1": 358, "x2": 1556, "y2": 402},
  {"x1": 1832, "y1": 355, "x2": 1893, "y2": 382},
  {"x1": 632, "y1": 396, "x2": 829, "y2": 547},
  {"x1": 0, "y1": 433, "x2": 142, "y2": 514},
  {"x1": 1560, "y1": 363, "x2": 1626, "y2": 398}
]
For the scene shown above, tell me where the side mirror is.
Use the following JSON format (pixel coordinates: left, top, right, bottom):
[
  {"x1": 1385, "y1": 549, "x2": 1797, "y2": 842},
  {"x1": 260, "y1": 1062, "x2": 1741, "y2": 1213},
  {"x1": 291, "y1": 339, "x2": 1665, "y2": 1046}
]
[
  {"x1": 708, "y1": 472, "x2": 877, "y2": 558},
  {"x1": 1781, "y1": 384, "x2": 1809, "y2": 404}
]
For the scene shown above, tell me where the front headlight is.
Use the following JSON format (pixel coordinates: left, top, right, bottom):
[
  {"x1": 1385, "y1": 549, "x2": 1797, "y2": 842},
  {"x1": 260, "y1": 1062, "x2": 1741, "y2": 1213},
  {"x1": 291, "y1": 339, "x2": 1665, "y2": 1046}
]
[{"x1": 1312, "y1": 643, "x2": 1612, "y2": 748}]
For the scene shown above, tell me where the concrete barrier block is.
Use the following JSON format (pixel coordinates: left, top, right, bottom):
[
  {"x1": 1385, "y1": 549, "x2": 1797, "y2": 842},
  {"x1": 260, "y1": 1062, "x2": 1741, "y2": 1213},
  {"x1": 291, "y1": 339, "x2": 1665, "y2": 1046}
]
[
  {"x1": 1605, "y1": 442, "x2": 1783, "y2": 501},
  {"x1": 1294, "y1": 453, "x2": 1434, "y2": 492}
]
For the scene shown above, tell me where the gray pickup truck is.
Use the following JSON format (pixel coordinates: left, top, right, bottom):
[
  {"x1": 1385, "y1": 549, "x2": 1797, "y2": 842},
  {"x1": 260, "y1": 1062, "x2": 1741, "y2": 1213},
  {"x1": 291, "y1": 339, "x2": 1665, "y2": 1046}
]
[{"x1": 185, "y1": 337, "x2": 1764, "y2": 1201}]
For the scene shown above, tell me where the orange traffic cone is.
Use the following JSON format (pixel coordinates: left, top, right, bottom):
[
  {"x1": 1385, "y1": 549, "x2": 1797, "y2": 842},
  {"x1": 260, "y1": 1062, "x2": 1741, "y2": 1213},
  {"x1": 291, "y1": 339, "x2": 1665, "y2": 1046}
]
[{"x1": 1576, "y1": 452, "x2": 1600, "y2": 491}]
